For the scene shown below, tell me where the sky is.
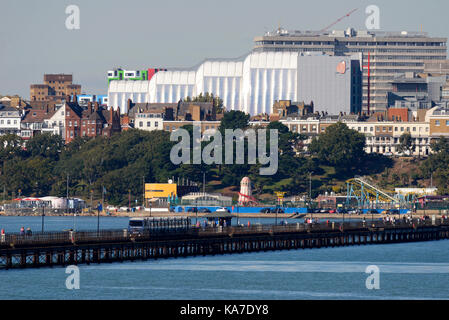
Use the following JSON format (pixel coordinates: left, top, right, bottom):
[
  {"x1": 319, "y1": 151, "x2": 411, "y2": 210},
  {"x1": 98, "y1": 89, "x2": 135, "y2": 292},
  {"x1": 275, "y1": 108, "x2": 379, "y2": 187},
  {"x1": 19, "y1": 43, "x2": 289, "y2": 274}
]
[{"x1": 0, "y1": 0, "x2": 448, "y2": 98}]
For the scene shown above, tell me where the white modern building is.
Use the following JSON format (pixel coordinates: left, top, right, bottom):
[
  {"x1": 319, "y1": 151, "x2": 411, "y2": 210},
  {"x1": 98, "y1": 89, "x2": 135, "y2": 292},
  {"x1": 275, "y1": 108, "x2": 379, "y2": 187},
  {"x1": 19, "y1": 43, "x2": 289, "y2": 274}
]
[
  {"x1": 134, "y1": 111, "x2": 164, "y2": 131},
  {"x1": 0, "y1": 103, "x2": 21, "y2": 136},
  {"x1": 108, "y1": 52, "x2": 362, "y2": 115}
]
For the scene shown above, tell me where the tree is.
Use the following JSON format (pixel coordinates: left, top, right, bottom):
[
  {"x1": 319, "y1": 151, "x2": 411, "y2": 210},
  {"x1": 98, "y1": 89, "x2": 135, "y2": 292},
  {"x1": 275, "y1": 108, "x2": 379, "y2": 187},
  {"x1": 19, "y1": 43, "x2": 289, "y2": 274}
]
[
  {"x1": 187, "y1": 93, "x2": 225, "y2": 114},
  {"x1": 26, "y1": 133, "x2": 64, "y2": 161},
  {"x1": 308, "y1": 122, "x2": 366, "y2": 175},
  {"x1": 420, "y1": 137, "x2": 449, "y2": 195},
  {"x1": 218, "y1": 110, "x2": 250, "y2": 134},
  {"x1": 398, "y1": 132, "x2": 414, "y2": 155}
]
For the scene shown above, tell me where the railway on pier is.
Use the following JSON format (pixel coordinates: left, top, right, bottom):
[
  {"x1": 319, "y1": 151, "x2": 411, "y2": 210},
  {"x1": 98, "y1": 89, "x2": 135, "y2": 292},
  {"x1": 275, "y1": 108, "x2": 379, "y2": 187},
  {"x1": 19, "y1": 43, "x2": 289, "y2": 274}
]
[{"x1": 1, "y1": 219, "x2": 449, "y2": 269}]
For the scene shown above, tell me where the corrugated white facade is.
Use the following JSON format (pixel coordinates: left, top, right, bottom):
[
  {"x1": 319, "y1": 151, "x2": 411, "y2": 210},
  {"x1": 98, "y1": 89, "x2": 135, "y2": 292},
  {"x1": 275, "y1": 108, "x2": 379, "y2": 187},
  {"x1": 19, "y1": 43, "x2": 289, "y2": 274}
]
[{"x1": 108, "y1": 52, "x2": 358, "y2": 115}]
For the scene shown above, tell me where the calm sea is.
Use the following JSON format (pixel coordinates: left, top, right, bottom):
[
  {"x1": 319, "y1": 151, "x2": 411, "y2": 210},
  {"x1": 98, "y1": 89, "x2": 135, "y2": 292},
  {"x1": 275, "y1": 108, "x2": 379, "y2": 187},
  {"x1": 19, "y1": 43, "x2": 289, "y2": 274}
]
[{"x1": 0, "y1": 216, "x2": 448, "y2": 300}]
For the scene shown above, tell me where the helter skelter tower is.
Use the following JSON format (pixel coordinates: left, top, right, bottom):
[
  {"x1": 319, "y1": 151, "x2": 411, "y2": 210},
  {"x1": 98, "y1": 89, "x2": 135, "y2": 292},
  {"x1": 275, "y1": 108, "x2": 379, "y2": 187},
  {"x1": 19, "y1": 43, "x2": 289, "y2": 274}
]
[{"x1": 238, "y1": 177, "x2": 257, "y2": 205}]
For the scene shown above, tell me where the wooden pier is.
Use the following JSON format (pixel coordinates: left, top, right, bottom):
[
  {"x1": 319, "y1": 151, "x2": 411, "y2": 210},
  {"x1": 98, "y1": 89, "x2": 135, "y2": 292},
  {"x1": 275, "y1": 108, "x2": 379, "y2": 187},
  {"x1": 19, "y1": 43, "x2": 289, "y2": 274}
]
[{"x1": 1, "y1": 220, "x2": 449, "y2": 269}]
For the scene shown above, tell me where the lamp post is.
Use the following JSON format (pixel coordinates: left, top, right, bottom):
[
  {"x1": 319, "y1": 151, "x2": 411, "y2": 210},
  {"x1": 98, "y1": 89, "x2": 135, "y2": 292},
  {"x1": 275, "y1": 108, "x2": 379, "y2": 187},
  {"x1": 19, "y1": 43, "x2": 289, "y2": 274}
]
[{"x1": 41, "y1": 202, "x2": 45, "y2": 232}]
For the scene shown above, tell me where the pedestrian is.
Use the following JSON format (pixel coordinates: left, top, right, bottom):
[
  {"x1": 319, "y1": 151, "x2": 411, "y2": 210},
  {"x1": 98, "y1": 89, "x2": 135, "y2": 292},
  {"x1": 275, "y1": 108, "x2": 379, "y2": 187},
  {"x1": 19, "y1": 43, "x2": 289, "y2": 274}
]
[
  {"x1": 20, "y1": 226, "x2": 25, "y2": 236},
  {"x1": 26, "y1": 228, "x2": 32, "y2": 236}
]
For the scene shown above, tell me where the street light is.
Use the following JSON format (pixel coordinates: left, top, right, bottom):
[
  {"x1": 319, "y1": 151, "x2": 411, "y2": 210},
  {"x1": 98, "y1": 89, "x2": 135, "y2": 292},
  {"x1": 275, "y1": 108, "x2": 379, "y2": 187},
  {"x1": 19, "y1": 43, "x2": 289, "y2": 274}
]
[{"x1": 41, "y1": 202, "x2": 45, "y2": 232}]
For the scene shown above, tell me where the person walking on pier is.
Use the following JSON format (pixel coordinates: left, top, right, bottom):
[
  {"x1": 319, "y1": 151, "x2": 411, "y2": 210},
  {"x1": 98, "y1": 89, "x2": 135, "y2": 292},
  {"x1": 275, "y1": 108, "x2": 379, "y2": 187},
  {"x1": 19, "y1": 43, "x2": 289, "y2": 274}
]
[{"x1": 20, "y1": 226, "x2": 25, "y2": 236}]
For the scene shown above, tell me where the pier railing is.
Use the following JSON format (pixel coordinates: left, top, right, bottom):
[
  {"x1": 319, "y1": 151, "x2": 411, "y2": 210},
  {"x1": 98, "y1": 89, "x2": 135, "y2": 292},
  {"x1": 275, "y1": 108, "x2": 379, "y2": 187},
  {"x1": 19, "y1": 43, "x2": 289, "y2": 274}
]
[{"x1": 1, "y1": 219, "x2": 448, "y2": 248}]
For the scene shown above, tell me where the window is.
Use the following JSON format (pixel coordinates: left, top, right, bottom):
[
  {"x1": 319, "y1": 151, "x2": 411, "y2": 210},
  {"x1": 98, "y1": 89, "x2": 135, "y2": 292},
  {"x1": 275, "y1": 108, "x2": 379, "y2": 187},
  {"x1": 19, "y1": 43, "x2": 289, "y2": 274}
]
[
  {"x1": 446, "y1": 120, "x2": 449, "y2": 126},
  {"x1": 139, "y1": 121, "x2": 143, "y2": 127},
  {"x1": 147, "y1": 122, "x2": 151, "y2": 127},
  {"x1": 155, "y1": 122, "x2": 159, "y2": 127}
]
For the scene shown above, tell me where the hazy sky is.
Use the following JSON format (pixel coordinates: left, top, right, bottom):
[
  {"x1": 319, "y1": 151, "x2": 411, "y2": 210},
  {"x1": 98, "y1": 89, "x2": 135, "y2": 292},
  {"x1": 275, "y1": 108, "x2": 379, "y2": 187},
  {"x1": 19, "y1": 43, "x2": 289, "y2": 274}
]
[{"x1": 1, "y1": 0, "x2": 448, "y2": 98}]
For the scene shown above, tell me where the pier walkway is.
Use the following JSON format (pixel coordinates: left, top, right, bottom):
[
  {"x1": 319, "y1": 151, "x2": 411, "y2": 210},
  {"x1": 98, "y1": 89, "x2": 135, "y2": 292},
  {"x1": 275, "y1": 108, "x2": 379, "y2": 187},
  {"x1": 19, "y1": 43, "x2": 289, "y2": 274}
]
[{"x1": 1, "y1": 219, "x2": 449, "y2": 269}]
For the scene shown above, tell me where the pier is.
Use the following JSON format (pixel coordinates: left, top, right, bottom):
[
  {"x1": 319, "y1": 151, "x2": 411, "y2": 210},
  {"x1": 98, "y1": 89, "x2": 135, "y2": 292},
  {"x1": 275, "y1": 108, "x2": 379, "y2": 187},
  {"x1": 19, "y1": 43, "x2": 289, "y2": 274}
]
[{"x1": 1, "y1": 219, "x2": 449, "y2": 269}]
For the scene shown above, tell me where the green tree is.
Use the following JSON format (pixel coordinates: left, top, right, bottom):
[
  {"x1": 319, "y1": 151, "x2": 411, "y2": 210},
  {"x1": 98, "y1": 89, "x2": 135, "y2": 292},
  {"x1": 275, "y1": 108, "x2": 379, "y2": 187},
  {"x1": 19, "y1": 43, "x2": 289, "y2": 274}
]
[
  {"x1": 309, "y1": 122, "x2": 366, "y2": 175},
  {"x1": 420, "y1": 137, "x2": 449, "y2": 194},
  {"x1": 26, "y1": 133, "x2": 64, "y2": 161},
  {"x1": 398, "y1": 132, "x2": 414, "y2": 155}
]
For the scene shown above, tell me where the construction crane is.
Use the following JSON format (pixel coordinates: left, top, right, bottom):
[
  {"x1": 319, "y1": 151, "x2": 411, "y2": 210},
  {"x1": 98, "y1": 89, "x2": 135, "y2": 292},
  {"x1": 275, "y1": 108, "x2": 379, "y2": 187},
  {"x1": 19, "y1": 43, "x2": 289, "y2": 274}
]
[{"x1": 320, "y1": 8, "x2": 358, "y2": 32}]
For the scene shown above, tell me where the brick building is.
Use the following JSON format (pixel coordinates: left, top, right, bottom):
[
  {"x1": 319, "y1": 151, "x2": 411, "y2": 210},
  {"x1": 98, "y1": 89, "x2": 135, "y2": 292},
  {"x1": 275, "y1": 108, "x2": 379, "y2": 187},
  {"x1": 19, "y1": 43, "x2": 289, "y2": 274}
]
[
  {"x1": 65, "y1": 96, "x2": 121, "y2": 143},
  {"x1": 30, "y1": 74, "x2": 81, "y2": 103}
]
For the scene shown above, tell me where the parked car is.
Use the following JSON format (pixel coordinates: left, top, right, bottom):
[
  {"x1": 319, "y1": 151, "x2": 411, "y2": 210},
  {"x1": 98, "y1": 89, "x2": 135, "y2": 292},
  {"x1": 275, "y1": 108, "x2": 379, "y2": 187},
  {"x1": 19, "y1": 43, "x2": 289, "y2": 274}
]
[
  {"x1": 260, "y1": 208, "x2": 271, "y2": 213},
  {"x1": 366, "y1": 209, "x2": 379, "y2": 215},
  {"x1": 329, "y1": 209, "x2": 337, "y2": 214},
  {"x1": 199, "y1": 208, "x2": 211, "y2": 213},
  {"x1": 271, "y1": 208, "x2": 285, "y2": 214},
  {"x1": 187, "y1": 207, "x2": 198, "y2": 213},
  {"x1": 216, "y1": 207, "x2": 230, "y2": 213},
  {"x1": 337, "y1": 208, "x2": 348, "y2": 214},
  {"x1": 384, "y1": 209, "x2": 400, "y2": 215}
]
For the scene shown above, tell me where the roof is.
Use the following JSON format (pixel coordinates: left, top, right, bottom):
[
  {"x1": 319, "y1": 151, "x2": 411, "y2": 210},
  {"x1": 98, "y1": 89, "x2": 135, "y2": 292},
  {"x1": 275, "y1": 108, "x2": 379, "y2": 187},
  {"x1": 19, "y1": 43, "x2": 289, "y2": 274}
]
[
  {"x1": 22, "y1": 107, "x2": 57, "y2": 123},
  {"x1": 0, "y1": 103, "x2": 19, "y2": 113},
  {"x1": 203, "y1": 211, "x2": 236, "y2": 219}
]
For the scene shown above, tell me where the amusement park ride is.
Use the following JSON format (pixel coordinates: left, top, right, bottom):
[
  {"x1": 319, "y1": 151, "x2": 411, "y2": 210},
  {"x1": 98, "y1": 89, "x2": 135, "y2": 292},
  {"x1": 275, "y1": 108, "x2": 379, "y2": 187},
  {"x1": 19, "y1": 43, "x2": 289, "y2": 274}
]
[{"x1": 346, "y1": 176, "x2": 416, "y2": 209}]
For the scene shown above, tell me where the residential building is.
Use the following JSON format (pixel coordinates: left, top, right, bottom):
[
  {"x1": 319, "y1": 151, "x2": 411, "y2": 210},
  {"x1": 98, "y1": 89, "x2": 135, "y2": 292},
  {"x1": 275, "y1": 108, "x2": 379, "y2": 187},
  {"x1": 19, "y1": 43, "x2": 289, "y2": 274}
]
[
  {"x1": 134, "y1": 110, "x2": 164, "y2": 132},
  {"x1": 107, "y1": 68, "x2": 167, "y2": 85},
  {"x1": 254, "y1": 28, "x2": 447, "y2": 112},
  {"x1": 76, "y1": 94, "x2": 108, "y2": 106},
  {"x1": 427, "y1": 103, "x2": 449, "y2": 138},
  {"x1": 30, "y1": 74, "x2": 81, "y2": 103},
  {"x1": 20, "y1": 101, "x2": 60, "y2": 139},
  {"x1": 64, "y1": 96, "x2": 121, "y2": 143},
  {"x1": 0, "y1": 103, "x2": 21, "y2": 136}
]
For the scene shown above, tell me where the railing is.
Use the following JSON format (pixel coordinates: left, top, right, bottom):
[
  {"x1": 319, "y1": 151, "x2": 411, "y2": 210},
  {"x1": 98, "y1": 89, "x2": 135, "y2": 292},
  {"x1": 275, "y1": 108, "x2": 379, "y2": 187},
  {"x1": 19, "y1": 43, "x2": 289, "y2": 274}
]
[{"x1": 1, "y1": 219, "x2": 448, "y2": 248}]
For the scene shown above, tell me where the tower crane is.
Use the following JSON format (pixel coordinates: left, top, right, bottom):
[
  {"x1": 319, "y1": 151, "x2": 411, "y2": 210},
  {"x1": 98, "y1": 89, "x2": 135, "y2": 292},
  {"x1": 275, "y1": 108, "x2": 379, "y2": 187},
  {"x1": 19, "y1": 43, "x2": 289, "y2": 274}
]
[{"x1": 320, "y1": 8, "x2": 358, "y2": 32}]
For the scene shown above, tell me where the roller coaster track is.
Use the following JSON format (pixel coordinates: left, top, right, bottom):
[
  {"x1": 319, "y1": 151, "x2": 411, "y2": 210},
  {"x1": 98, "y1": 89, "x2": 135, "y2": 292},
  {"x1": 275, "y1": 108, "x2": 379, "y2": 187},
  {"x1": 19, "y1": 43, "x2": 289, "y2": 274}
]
[{"x1": 347, "y1": 176, "x2": 398, "y2": 203}]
